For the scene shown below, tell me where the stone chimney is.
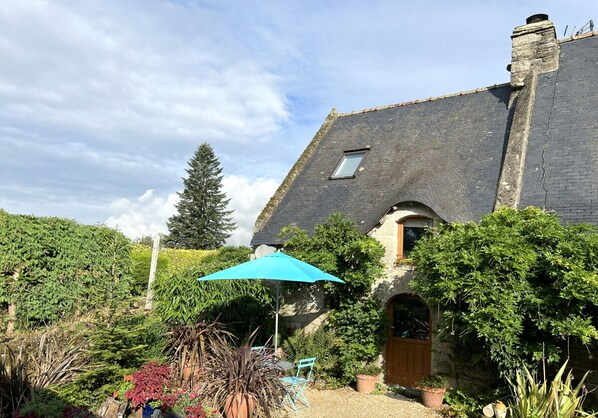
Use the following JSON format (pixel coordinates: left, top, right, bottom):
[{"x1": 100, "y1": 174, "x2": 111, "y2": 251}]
[
  {"x1": 508, "y1": 14, "x2": 559, "y2": 105},
  {"x1": 495, "y1": 14, "x2": 560, "y2": 210}
]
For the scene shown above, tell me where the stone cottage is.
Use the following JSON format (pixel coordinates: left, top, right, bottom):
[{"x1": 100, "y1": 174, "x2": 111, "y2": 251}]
[{"x1": 251, "y1": 15, "x2": 598, "y2": 386}]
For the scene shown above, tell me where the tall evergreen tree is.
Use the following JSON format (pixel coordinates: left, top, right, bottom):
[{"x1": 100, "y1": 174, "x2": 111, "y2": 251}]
[{"x1": 166, "y1": 143, "x2": 235, "y2": 249}]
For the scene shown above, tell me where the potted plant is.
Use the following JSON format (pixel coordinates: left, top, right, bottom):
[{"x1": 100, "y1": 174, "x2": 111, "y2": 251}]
[
  {"x1": 202, "y1": 332, "x2": 286, "y2": 418},
  {"x1": 355, "y1": 363, "x2": 382, "y2": 394},
  {"x1": 416, "y1": 374, "x2": 448, "y2": 409},
  {"x1": 125, "y1": 362, "x2": 177, "y2": 417}
]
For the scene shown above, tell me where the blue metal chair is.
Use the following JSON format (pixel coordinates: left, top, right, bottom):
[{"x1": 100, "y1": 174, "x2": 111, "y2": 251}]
[{"x1": 281, "y1": 357, "x2": 316, "y2": 411}]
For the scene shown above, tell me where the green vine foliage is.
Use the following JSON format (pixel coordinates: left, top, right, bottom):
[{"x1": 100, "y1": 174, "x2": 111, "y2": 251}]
[
  {"x1": 0, "y1": 210, "x2": 133, "y2": 332},
  {"x1": 281, "y1": 213, "x2": 387, "y2": 383},
  {"x1": 153, "y1": 247, "x2": 274, "y2": 337},
  {"x1": 410, "y1": 207, "x2": 598, "y2": 379},
  {"x1": 281, "y1": 212, "x2": 385, "y2": 306}
]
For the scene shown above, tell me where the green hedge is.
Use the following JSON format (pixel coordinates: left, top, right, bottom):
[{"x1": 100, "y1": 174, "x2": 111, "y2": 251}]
[
  {"x1": 130, "y1": 244, "x2": 214, "y2": 295},
  {"x1": 0, "y1": 210, "x2": 133, "y2": 331}
]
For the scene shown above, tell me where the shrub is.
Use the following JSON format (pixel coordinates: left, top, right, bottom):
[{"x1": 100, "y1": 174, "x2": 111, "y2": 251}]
[
  {"x1": 53, "y1": 311, "x2": 167, "y2": 408},
  {"x1": 125, "y1": 362, "x2": 175, "y2": 409},
  {"x1": 283, "y1": 327, "x2": 342, "y2": 385},
  {"x1": 0, "y1": 210, "x2": 133, "y2": 332},
  {"x1": 281, "y1": 214, "x2": 387, "y2": 384},
  {"x1": 410, "y1": 207, "x2": 598, "y2": 379},
  {"x1": 327, "y1": 296, "x2": 387, "y2": 383},
  {"x1": 154, "y1": 247, "x2": 274, "y2": 339},
  {"x1": 417, "y1": 375, "x2": 449, "y2": 389},
  {"x1": 356, "y1": 363, "x2": 382, "y2": 376}
]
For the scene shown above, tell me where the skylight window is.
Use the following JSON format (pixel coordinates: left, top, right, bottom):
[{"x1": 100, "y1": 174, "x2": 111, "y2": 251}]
[{"x1": 331, "y1": 150, "x2": 366, "y2": 179}]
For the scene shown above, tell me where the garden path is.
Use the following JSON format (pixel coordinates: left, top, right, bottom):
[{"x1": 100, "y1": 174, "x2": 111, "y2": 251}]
[{"x1": 285, "y1": 387, "x2": 442, "y2": 418}]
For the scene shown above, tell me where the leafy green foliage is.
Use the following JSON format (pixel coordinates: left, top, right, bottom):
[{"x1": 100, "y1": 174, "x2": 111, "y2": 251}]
[
  {"x1": 281, "y1": 213, "x2": 387, "y2": 384},
  {"x1": 283, "y1": 327, "x2": 343, "y2": 386},
  {"x1": 327, "y1": 296, "x2": 388, "y2": 382},
  {"x1": 0, "y1": 210, "x2": 133, "y2": 332},
  {"x1": 166, "y1": 143, "x2": 235, "y2": 249},
  {"x1": 410, "y1": 207, "x2": 598, "y2": 378},
  {"x1": 417, "y1": 374, "x2": 449, "y2": 389},
  {"x1": 154, "y1": 247, "x2": 274, "y2": 336},
  {"x1": 281, "y1": 212, "x2": 385, "y2": 306},
  {"x1": 53, "y1": 311, "x2": 167, "y2": 408},
  {"x1": 442, "y1": 387, "x2": 510, "y2": 418}
]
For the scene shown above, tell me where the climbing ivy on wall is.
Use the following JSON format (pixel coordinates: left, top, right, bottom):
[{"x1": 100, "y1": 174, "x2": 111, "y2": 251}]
[
  {"x1": 410, "y1": 206, "x2": 598, "y2": 378},
  {"x1": 0, "y1": 210, "x2": 133, "y2": 332},
  {"x1": 281, "y1": 213, "x2": 387, "y2": 383}
]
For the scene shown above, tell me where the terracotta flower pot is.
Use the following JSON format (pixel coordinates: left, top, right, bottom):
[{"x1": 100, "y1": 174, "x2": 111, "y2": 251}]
[
  {"x1": 421, "y1": 387, "x2": 446, "y2": 409},
  {"x1": 356, "y1": 374, "x2": 378, "y2": 394},
  {"x1": 223, "y1": 393, "x2": 256, "y2": 418}
]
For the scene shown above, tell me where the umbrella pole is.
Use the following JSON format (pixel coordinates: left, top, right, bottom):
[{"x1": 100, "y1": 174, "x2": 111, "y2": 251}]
[{"x1": 274, "y1": 281, "x2": 280, "y2": 354}]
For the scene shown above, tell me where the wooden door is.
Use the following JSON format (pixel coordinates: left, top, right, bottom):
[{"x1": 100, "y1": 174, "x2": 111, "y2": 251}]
[{"x1": 385, "y1": 294, "x2": 431, "y2": 386}]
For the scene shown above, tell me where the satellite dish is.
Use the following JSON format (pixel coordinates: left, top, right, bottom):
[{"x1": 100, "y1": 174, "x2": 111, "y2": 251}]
[{"x1": 255, "y1": 244, "x2": 277, "y2": 258}]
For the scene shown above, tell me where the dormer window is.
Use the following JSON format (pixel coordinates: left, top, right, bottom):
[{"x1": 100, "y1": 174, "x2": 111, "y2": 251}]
[
  {"x1": 330, "y1": 150, "x2": 367, "y2": 179},
  {"x1": 397, "y1": 217, "x2": 432, "y2": 260}
]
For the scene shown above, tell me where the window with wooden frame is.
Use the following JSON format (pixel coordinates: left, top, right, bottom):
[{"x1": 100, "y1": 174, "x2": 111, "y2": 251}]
[{"x1": 397, "y1": 217, "x2": 432, "y2": 260}]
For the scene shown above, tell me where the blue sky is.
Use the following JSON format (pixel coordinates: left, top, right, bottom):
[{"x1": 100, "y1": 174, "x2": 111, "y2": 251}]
[{"x1": 1, "y1": 1, "x2": 596, "y2": 245}]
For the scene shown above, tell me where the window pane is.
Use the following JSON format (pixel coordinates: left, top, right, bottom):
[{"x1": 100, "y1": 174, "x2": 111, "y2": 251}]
[
  {"x1": 332, "y1": 152, "x2": 364, "y2": 177},
  {"x1": 392, "y1": 298, "x2": 430, "y2": 340},
  {"x1": 403, "y1": 226, "x2": 426, "y2": 254}
]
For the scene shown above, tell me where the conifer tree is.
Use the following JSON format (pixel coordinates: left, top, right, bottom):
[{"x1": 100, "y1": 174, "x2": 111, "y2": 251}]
[{"x1": 166, "y1": 143, "x2": 235, "y2": 249}]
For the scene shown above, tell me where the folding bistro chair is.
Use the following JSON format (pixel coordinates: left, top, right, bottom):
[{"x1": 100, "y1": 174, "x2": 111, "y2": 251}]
[{"x1": 281, "y1": 357, "x2": 316, "y2": 411}]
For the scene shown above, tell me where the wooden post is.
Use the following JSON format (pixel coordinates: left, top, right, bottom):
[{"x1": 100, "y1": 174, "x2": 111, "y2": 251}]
[{"x1": 145, "y1": 235, "x2": 160, "y2": 310}]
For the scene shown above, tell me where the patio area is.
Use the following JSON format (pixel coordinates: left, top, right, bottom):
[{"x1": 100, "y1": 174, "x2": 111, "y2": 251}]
[{"x1": 285, "y1": 387, "x2": 442, "y2": 418}]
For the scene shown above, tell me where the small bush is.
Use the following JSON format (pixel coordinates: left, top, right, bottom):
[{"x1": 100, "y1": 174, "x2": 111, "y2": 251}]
[
  {"x1": 417, "y1": 375, "x2": 449, "y2": 389},
  {"x1": 356, "y1": 363, "x2": 382, "y2": 376},
  {"x1": 283, "y1": 327, "x2": 342, "y2": 386}
]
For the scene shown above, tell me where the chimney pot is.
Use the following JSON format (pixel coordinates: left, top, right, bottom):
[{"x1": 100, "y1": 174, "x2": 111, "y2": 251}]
[{"x1": 526, "y1": 14, "x2": 549, "y2": 24}]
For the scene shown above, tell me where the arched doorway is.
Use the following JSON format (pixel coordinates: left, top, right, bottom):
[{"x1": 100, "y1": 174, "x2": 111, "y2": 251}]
[{"x1": 385, "y1": 294, "x2": 431, "y2": 386}]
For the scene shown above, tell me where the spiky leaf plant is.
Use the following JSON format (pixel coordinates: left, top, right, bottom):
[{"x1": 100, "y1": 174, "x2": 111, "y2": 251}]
[
  {"x1": 508, "y1": 361, "x2": 596, "y2": 418},
  {"x1": 0, "y1": 344, "x2": 31, "y2": 416},
  {"x1": 201, "y1": 332, "x2": 286, "y2": 418},
  {"x1": 167, "y1": 320, "x2": 234, "y2": 387}
]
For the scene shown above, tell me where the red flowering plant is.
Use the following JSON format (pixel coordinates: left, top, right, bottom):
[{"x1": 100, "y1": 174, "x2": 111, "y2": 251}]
[
  {"x1": 171, "y1": 388, "x2": 219, "y2": 418},
  {"x1": 125, "y1": 362, "x2": 178, "y2": 409}
]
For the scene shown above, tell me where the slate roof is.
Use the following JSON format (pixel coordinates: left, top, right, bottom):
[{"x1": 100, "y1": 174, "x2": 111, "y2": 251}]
[
  {"x1": 519, "y1": 35, "x2": 598, "y2": 225},
  {"x1": 252, "y1": 86, "x2": 513, "y2": 245},
  {"x1": 252, "y1": 34, "x2": 598, "y2": 246}
]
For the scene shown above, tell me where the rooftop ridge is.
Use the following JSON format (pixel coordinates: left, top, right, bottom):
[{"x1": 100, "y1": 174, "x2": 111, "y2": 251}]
[
  {"x1": 559, "y1": 30, "x2": 598, "y2": 44},
  {"x1": 337, "y1": 83, "x2": 510, "y2": 117}
]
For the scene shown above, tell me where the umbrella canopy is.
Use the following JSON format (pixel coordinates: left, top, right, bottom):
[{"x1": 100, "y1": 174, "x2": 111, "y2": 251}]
[
  {"x1": 198, "y1": 251, "x2": 345, "y2": 283},
  {"x1": 197, "y1": 251, "x2": 345, "y2": 351}
]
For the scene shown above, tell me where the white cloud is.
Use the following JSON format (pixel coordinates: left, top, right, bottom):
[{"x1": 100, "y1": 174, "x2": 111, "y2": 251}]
[
  {"x1": 105, "y1": 190, "x2": 178, "y2": 238},
  {"x1": 104, "y1": 176, "x2": 279, "y2": 247},
  {"x1": 222, "y1": 175, "x2": 280, "y2": 246}
]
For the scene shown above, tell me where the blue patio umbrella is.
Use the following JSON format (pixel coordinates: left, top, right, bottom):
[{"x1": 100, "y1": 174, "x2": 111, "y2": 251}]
[{"x1": 198, "y1": 251, "x2": 345, "y2": 351}]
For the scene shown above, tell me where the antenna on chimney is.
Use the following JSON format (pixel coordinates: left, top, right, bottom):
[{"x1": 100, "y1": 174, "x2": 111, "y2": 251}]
[{"x1": 574, "y1": 20, "x2": 594, "y2": 36}]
